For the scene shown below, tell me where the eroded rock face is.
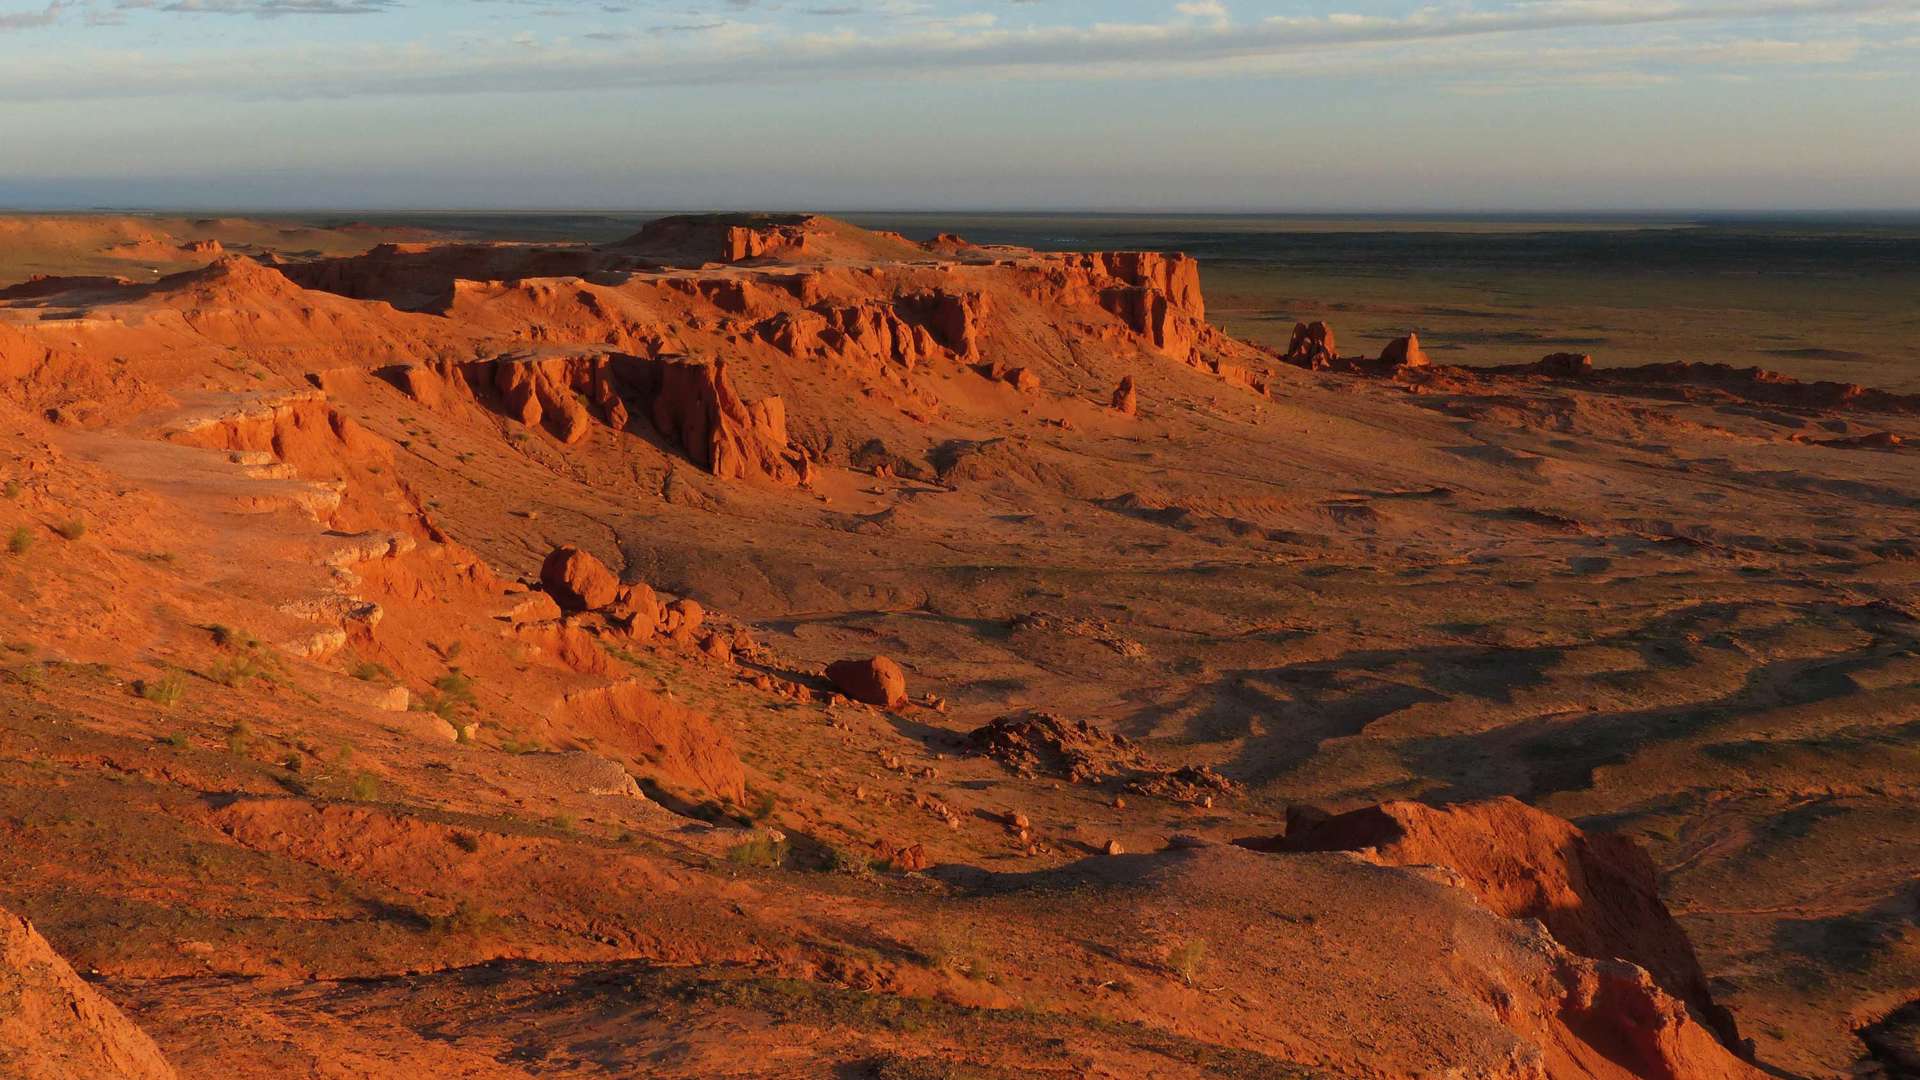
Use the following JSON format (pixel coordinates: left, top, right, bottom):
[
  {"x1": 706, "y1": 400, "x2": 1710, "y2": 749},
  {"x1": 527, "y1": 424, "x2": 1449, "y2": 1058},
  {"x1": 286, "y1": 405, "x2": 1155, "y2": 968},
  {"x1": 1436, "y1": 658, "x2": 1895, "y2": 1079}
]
[
  {"x1": 647, "y1": 359, "x2": 806, "y2": 486},
  {"x1": 392, "y1": 352, "x2": 809, "y2": 486},
  {"x1": 1274, "y1": 796, "x2": 1746, "y2": 1054},
  {"x1": 1284, "y1": 321, "x2": 1339, "y2": 368},
  {"x1": 1111, "y1": 375, "x2": 1138, "y2": 416},
  {"x1": 0, "y1": 906, "x2": 177, "y2": 1080},
  {"x1": 540, "y1": 546, "x2": 620, "y2": 613},
  {"x1": 825, "y1": 656, "x2": 908, "y2": 708}
]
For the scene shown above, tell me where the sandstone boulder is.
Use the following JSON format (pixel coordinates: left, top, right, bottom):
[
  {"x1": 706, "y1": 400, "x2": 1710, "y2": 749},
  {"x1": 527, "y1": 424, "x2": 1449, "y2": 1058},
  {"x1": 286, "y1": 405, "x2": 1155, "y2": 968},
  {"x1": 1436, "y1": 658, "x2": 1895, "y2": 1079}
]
[
  {"x1": 826, "y1": 656, "x2": 908, "y2": 708},
  {"x1": 1111, "y1": 375, "x2": 1138, "y2": 416},
  {"x1": 540, "y1": 546, "x2": 620, "y2": 612}
]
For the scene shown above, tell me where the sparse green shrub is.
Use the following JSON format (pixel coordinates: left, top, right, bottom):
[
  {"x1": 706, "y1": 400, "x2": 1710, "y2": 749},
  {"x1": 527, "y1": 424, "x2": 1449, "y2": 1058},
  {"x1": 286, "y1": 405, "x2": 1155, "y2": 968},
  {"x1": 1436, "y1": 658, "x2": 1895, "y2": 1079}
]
[
  {"x1": 159, "y1": 732, "x2": 190, "y2": 749},
  {"x1": 137, "y1": 673, "x2": 186, "y2": 707},
  {"x1": 816, "y1": 843, "x2": 871, "y2": 876},
  {"x1": 429, "y1": 899, "x2": 500, "y2": 938},
  {"x1": 1167, "y1": 938, "x2": 1208, "y2": 986},
  {"x1": 281, "y1": 752, "x2": 303, "y2": 772},
  {"x1": 225, "y1": 720, "x2": 253, "y2": 755},
  {"x1": 747, "y1": 788, "x2": 778, "y2": 822},
  {"x1": 349, "y1": 660, "x2": 392, "y2": 683},
  {"x1": 5, "y1": 663, "x2": 45, "y2": 689},
  {"x1": 725, "y1": 835, "x2": 787, "y2": 869},
  {"x1": 432, "y1": 670, "x2": 475, "y2": 704},
  {"x1": 51, "y1": 520, "x2": 85, "y2": 541},
  {"x1": 210, "y1": 654, "x2": 266, "y2": 688},
  {"x1": 925, "y1": 924, "x2": 996, "y2": 982},
  {"x1": 349, "y1": 771, "x2": 379, "y2": 801},
  {"x1": 449, "y1": 831, "x2": 481, "y2": 853},
  {"x1": 2, "y1": 480, "x2": 20, "y2": 500},
  {"x1": 7, "y1": 527, "x2": 32, "y2": 556}
]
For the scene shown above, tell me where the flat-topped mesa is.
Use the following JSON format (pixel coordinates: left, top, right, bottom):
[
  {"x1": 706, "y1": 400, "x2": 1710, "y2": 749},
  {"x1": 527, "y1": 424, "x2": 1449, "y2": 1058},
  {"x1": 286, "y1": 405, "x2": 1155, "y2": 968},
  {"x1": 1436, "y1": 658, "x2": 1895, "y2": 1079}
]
[
  {"x1": 608, "y1": 213, "x2": 924, "y2": 267},
  {"x1": 618, "y1": 213, "x2": 819, "y2": 264}
]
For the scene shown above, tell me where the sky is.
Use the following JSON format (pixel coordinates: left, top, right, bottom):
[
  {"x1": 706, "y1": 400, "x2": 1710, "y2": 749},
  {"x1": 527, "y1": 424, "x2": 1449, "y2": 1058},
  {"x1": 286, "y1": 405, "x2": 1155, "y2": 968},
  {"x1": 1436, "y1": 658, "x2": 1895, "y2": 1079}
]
[{"x1": 0, "y1": 0, "x2": 1916, "y2": 211}]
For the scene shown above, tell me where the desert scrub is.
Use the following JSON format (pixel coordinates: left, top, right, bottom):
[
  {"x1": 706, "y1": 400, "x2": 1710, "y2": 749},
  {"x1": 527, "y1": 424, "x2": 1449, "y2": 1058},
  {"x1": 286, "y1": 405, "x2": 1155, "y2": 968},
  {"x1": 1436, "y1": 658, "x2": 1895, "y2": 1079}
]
[
  {"x1": 209, "y1": 624, "x2": 259, "y2": 650},
  {"x1": 7, "y1": 526, "x2": 32, "y2": 556},
  {"x1": 136, "y1": 672, "x2": 186, "y2": 707},
  {"x1": 725, "y1": 835, "x2": 787, "y2": 869},
  {"x1": 429, "y1": 899, "x2": 501, "y2": 939},
  {"x1": 349, "y1": 659, "x2": 394, "y2": 682},
  {"x1": 2, "y1": 480, "x2": 20, "y2": 499},
  {"x1": 1166, "y1": 938, "x2": 1208, "y2": 987},
  {"x1": 925, "y1": 923, "x2": 997, "y2": 982},
  {"x1": 51, "y1": 519, "x2": 86, "y2": 541},
  {"x1": 210, "y1": 654, "x2": 269, "y2": 688},
  {"x1": 225, "y1": 720, "x2": 254, "y2": 755},
  {"x1": 348, "y1": 771, "x2": 379, "y2": 801}
]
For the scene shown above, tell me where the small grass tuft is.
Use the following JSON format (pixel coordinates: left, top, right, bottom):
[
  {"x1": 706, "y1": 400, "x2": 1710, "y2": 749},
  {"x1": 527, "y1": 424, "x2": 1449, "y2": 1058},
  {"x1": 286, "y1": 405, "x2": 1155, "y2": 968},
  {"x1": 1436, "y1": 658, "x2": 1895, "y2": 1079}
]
[
  {"x1": 136, "y1": 672, "x2": 186, "y2": 707},
  {"x1": 7, "y1": 526, "x2": 33, "y2": 556},
  {"x1": 725, "y1": 835, "x2": 787, "y2": 869},
  {"x1": 1167, "y1": 938, "x2": 1208, "y2": 987},
  {"x1": 2, "y1": 480, "x2": 21, "y2": 500},
  {"x1": 348, "y1": 771, "x2": 379, "y2": 801}
]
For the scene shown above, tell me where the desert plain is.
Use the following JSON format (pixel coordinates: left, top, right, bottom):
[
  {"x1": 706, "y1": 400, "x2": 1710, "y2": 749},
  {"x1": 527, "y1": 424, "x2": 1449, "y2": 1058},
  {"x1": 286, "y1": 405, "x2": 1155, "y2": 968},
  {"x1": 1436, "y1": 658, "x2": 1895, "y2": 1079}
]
[{"x1": 0, "y1": 211, "x2": 1916, "y2": 1079}]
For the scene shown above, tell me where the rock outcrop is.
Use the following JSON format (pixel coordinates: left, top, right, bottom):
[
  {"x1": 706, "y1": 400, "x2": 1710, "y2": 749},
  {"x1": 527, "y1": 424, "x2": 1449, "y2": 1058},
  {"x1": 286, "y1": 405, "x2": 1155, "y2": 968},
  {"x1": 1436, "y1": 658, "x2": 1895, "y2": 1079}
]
[
  {"x1": 968, "y1": 711, "x2": 1145, "y2": 783},
  {"x1": 1283, "y1": 320, "x2": 1338, "y2": 368},
  {"x1": 0, "y1": 906, "x2": 177, "y2": 1080},
  {"x1": 1272, "y1": 797, "x2": 1746, "y2": 1054},
  {"x1": 1376, "y1": 332, "x2": 1431, "y2": 369},
  {"x1": 1111, "y1": 375, "x2": 1138, "y2": 416}
]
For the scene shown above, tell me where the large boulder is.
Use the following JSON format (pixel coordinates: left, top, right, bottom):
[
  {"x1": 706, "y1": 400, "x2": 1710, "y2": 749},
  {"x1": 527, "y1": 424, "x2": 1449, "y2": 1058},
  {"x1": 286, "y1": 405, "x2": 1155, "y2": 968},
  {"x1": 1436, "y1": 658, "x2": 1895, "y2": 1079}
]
[
  {"x1": 826, "y1": 656, "x2": 908, "y2": 708},
  {"x1": 539, "y1": 545, "x2": 620, "y2": 612},
  {"x1": 1, "y1": 906, "x2": 176, "y2": 1080}
]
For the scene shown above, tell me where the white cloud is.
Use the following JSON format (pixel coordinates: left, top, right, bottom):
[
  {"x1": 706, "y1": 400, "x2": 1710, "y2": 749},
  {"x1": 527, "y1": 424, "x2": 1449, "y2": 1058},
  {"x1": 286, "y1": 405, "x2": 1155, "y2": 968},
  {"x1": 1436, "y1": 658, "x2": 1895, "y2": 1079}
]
[{"x1": 0, "y1": 0, "x2": 1907, "y2": 99}]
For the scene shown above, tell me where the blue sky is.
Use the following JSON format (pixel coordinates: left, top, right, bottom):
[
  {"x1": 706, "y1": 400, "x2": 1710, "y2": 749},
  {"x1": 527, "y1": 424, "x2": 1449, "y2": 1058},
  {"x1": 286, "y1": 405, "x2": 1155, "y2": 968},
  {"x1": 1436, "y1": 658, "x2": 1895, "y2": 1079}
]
[{"x1": 0, "y1": 0, "x2": 1915, "y2": 210}]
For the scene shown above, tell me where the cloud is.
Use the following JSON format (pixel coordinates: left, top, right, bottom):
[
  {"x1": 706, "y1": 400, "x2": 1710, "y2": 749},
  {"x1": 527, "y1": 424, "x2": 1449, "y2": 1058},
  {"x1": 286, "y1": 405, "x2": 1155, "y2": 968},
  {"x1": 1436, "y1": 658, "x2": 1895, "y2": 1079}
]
[
  {"x1": 0, "y1": 1, "x2": 66, "y2": 29},
  {"x1": 0, "y1": 0, "x2": 1907, "y2": 98}
]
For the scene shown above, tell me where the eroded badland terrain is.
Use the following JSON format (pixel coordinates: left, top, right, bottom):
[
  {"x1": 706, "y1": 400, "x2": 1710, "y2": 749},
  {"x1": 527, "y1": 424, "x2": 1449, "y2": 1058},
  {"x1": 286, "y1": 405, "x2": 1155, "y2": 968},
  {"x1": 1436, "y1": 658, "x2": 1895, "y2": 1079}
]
[{"x1": 0, "y1": 213, "x2": 1916, "y2": 1079}]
